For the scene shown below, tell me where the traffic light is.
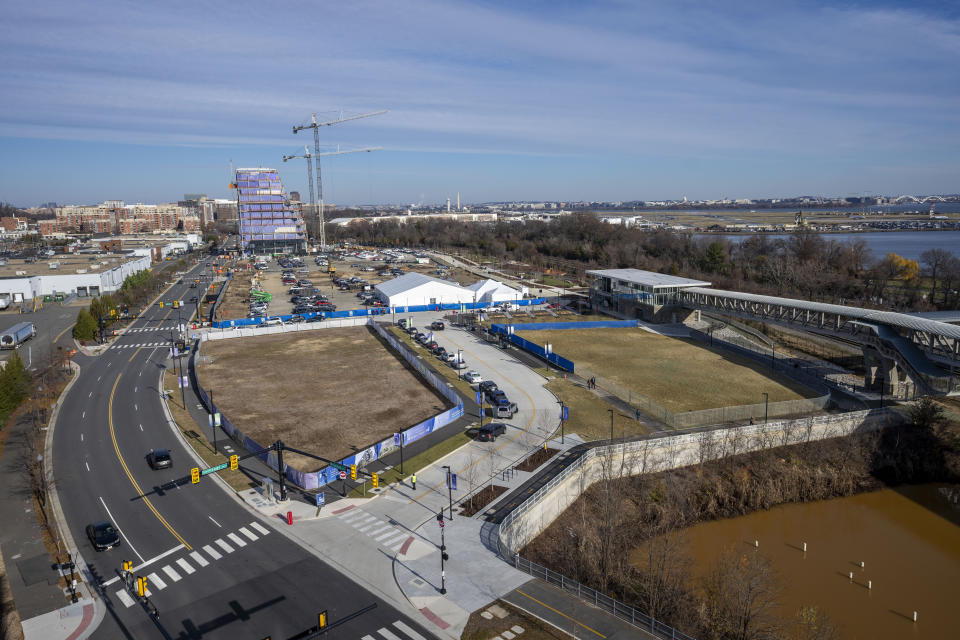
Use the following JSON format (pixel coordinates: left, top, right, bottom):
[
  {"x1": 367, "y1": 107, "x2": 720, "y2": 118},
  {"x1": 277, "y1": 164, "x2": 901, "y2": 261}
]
[
  {"x1": 122, "y1": 560, "x2": 132, "y2": 572},
  {"x1": 371, "y1": 472, "x2": 379, "y2": 489},
  {"x1": 317, "y1": 610, "x2": 327, "y2": 629},
  {"x1": 191, "y1": 467, "x2": 200, "y2": 484},
  {"x1": 436, "y1": 511, "x2": 444, "y2": 523},
  {"x1": 229, "y1": 455, "x2": 238, "y2": 470},
  {"x1": 350, "y1": 464, "x2": 357, "y2": 480},
  {"x1": 137, "y1": 576, "x2": 148, "y2": 597}
]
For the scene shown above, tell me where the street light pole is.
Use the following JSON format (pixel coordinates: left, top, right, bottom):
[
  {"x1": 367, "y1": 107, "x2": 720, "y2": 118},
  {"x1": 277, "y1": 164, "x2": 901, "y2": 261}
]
[
  {"x1": 608, "y1": 408, "x2": 614, "y2": 442},
  {"x1": 762, "y1": 392, "x2": 768, "y2": 424},
  {"x1": 442, "y1": 465, "x2": 453, "y2": 520},
  {"x1": 560, "y1": 401, "x2": 565, "y2": 445}
]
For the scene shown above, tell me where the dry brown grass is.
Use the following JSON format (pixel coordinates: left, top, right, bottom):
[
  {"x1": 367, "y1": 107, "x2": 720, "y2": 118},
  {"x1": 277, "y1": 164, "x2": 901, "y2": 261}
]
[
  {"x1": 530, "y1": 327, "x2": 815, "y2": 413},
  {"x1": 197, "y1": 326, "x2": 451, "y2": 471}
]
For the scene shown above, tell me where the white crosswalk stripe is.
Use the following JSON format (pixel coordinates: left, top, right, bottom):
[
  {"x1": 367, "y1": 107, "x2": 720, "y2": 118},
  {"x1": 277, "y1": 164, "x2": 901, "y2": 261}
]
[
  {"x1": 215, "y1": 538, "x2": 234, "y2": 554},
  {"x1": 393, "y1": 620, "x2": 427, "y2": 640},
  {"x1": 358, "y1": 522, "x2": 378, "y2": 532},
  {"x1": 227, "y1": 532, "x2": 247, "y2": 547},
  {"x1": 203, "y1": 544, "x2": 222, "y2": 560},
  {"x1": 239, "y1": 526, "x2": 258, "y2": 541},
  {"x1": 367, "y1": 524, "x2": 392, "y2": 536},
  {"x1": 147, "y1": 572, "x2": 167, "y2": 590},
  {"x1": 362, "y1": 636, "x2": 376, "y2": 640},
  {"x1": 250, "y1": 522, "x2": 270, "y2": 536},
  {"x1": 340, "y1": 509, "x2": 365, "y2": 522},
  {"x1": 189, "y1": 551, "x2": 209, "y2": 567},
  {"x1": 383, "y1": 532, "x2": 408, "y2": 546},
  {"x1": 374, "y1": 529, "x2": 398, "y2": 541},
  {"x1": 377, "y1": 627, "x2": 402, "y2": 640},
  {"x1": 116, "y1": 589, "x2": 135, "y2": 607},
  {"x1": 162, "y1": 565, "x2": 182, "y2": 582},
  {"x1": 176, "y1": 558, "x2": 195, "y2": 574}
]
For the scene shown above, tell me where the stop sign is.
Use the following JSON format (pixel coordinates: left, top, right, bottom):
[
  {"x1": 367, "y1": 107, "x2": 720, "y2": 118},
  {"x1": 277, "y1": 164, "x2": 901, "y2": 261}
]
[{"x1": 339, "y1": 470, "x2": 346, "y2": 480}]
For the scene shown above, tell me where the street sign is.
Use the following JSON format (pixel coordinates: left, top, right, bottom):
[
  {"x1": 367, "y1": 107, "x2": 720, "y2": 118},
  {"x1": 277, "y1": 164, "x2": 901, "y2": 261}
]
[
  {"x1": 316, "y1": 492, "x2": 325, "y2": 508},
  {"x1": 438, "y1": 519, "x2": 445, "y2": 529},
  {"x1": 561, "y1": 406, "x2": 569, "y2": 421},
  {"x1": 475, "y1": 392, "x2": 483, "y2": 405},
  {"x1": 338, "y1": 470, "x2": 346, "y2": 480},
  {"x1": 202, "y1": 462, "x2": 228, "y2": 476}
]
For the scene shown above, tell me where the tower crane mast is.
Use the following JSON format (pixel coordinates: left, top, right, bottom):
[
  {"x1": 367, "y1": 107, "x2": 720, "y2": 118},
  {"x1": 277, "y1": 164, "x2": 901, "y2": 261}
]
[{"x1": 293, "y1": 110, "x2": 386, "y2": 249}]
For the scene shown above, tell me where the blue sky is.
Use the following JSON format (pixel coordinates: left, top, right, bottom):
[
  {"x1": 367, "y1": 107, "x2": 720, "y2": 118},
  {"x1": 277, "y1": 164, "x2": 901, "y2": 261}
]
[{"x1": 1, "y1": 0, "x2": 958, "y2": 206}]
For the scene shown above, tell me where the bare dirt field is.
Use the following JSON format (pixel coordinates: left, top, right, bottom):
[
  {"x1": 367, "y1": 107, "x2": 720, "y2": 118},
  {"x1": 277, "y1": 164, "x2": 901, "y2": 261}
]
[
  {"x1": 197, "y1": 326, "x2": 452, "y2": 471},
  {"x1": 527, "y1": 327, "x2": 816, "y2": 412}
]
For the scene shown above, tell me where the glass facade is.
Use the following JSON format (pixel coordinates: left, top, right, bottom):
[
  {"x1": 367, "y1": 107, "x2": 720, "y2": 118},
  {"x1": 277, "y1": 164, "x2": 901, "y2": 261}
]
[{"x1": 235, "y1": 168, "x2": 306, "y2": 253}]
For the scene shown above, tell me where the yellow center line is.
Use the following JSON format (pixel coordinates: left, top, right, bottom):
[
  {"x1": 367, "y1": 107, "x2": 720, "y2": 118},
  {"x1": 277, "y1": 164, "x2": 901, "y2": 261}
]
[
  {"x1": 407, "y1": 331, "x2": 540, "y2": 504},
  {"x1": 54, "y1": 323, "x2": 74, "y2": 344},
  {"x1": 108, "y1": 373, "x2": 192, "y2": 550},
  {"x1": 515, "y1": 590, "x2": 607, "y2": 638}
]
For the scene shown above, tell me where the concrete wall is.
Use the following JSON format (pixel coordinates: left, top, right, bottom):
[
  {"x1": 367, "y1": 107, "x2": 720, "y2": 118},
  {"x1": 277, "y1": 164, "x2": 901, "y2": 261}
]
[{"x1": 499, "y1": 408, "x2": 901, "y2": 554}]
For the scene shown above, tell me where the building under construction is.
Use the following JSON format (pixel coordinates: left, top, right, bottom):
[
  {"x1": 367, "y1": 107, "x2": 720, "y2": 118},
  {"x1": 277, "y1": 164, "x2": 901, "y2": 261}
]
[{"x1": 234, "y1": 168, "x2": 306, "y2": 254}]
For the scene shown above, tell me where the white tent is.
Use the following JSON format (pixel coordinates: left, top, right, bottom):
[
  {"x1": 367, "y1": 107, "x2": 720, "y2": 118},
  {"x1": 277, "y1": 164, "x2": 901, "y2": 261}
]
[
  {"x1": 375, "y1": 272, "x2": 474, "y2": 307},
  {"x1": 465, "y1": 278, "x2": 521, "y2": 304}
]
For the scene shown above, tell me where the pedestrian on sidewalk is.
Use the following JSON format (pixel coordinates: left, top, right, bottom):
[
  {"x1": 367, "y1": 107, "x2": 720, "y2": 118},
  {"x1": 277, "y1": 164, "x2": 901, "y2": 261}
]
[{"x1": 411, "y1": 473, "x2": 417, "y2": 490}]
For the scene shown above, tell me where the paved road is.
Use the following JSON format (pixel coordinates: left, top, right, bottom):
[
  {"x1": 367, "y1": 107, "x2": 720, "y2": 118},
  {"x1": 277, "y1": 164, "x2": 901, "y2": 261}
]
[{"x1": 52, "y1": 259, "x2": 434, "y2": 640}]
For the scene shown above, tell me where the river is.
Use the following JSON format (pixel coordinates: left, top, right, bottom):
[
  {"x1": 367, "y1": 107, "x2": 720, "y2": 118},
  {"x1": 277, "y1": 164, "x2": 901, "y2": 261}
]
[
  {"x1": 647, "y1": 484, "x2": 960, "y2": 639},
  {"x1": 693, "y1": 230, "x2": 960, "y2": 262}
]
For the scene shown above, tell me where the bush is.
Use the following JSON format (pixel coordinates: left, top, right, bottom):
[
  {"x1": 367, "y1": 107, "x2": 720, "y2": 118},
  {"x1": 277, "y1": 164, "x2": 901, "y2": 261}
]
[
  {"x1": 73, "y1": 308, "x2": 97, "y2": 341},
  {"x1": 0, "y1": 351, "x2": 31, "y2": 424}
]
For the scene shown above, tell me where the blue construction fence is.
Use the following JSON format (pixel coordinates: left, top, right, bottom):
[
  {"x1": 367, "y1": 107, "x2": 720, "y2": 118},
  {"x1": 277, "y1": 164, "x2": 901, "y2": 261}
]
[
  {"x1": 207, "y1": 271, "x2": 232, "y2": 323},
  {"x1": 211, "y1": 297, "x2": 547, "y2": 329},
  {"x1": 489, "y1": 320, "x2": 640, "y2": 373},
  {"x1": 191, "y1": 319, "x2": 466, "y2": 490}
]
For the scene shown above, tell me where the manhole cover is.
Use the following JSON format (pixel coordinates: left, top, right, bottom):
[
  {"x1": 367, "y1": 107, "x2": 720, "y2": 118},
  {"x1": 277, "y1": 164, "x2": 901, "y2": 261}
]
[
  {"x1": 409, "y1": 578, "x2": 425, "y2": 587},
  {"x1": 185, "y1": 430, "x2": 199, "y2": 439}
]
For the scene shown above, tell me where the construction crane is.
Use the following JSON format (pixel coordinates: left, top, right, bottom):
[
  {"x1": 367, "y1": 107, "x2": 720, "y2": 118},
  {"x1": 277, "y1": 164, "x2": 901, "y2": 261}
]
[
  {"x1": 293, "y1": 110, "x2": 387, "y2": 250},
  {"x1": 283, "y1": 144, "x2": 381, "y2": 244}
]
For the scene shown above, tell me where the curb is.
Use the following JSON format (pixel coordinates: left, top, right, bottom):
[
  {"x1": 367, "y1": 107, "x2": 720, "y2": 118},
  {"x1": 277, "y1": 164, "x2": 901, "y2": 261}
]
[{"x1": 42, "y1": 361, "x2": 106, "y2": 638}]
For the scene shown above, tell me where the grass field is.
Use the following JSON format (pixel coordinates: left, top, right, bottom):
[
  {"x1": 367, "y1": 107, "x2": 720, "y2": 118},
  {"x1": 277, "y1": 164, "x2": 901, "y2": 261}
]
[
  {"x1": 197, "y1": 327, "x2": 451, "y2": 471},
  {"x1": 529, "y1": 327, "x2": 815, "y2": 413}
]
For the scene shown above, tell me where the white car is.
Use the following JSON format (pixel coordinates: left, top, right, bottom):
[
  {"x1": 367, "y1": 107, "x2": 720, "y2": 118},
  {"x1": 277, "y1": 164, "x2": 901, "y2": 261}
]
[{"x1": 464, "y1": 371, "x2": 482, "y2": 384}]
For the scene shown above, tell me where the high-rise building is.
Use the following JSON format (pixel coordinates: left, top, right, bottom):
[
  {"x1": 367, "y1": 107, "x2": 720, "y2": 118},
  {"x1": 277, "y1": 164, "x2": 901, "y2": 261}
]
[{"x1": 234, "y1": 168, "x2": 306, "y2": 253}]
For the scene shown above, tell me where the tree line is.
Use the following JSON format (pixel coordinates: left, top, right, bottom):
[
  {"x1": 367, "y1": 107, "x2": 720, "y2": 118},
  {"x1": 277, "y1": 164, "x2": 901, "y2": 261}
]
[
  {"x1": 0, "y1": 351, "x2": 31, "y2": 427},
  {"x1": 330, "y1": 213, "x2": 960, "y2": 310},
  {"x1": 73, "y1": 267, "x2": 171, "y2": 342}
]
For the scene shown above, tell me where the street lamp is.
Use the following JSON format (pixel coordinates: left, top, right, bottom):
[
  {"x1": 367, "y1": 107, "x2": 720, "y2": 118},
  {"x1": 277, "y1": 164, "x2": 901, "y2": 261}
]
[
  {"x1": 441, "y1": 465, "x2": 453, "y2": 520},
  {"x1": 761, "y1": 392, "x2": 769, "y2": 423},
  {"x1": 608, "y1": 408, "x2": 614, "y2": 442},
  {"x1": 457, "y1": 348, "x2": 462, "y2": 379}
]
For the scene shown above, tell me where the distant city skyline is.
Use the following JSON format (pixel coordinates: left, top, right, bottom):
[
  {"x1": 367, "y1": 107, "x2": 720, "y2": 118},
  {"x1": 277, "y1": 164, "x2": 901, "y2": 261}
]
[{"x1": 1, "y1": 1, "x2": 958, "y2": 206}]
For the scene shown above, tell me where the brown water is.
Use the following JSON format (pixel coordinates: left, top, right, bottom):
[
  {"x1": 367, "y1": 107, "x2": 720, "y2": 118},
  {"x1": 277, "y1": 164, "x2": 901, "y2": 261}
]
[{"x1": 663, "y1": 484, "x2": 960, "y2": 639}]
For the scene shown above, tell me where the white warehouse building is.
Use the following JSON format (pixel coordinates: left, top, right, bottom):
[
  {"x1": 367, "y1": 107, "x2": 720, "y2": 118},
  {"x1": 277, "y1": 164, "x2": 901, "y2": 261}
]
[{"x1": 375, "y1": 273, "x2": 522, "y2": 308}]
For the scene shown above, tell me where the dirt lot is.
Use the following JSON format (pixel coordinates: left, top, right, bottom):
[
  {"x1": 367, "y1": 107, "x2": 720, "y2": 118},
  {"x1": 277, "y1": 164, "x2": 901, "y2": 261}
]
[
  {"x1": 528, "y1": 327, "x2": 816, "y2": 412},
  {"x1": 197, "y1": 326, "x2": 452, "y2": 470}
]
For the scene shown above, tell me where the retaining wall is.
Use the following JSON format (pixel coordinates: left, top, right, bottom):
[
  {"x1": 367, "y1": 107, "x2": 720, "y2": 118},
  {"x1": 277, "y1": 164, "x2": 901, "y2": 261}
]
[{"x1": 499, "y1": 408, "x2": 901, "y2": 553}]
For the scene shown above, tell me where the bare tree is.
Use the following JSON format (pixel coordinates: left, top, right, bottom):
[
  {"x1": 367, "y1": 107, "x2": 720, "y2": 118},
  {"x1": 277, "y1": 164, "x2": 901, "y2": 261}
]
[
  {"x1": 789, "y1": 606, "x2": 840, "y2": 640},
  {"x1": 701, "y1": 547, "x2": 782, "y2": 640}
]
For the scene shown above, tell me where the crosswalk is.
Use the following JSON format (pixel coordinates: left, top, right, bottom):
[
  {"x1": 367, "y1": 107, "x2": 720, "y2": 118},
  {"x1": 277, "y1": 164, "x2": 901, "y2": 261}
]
[
  {"x1": 108, "y1": 342, "x2": 169, "y2": 350},
  {"x1": 114, "y1": 521, "x2": 270, "y2": 607},
  {"x1": 360, "y1": 621, "x2": 428, "y2": 640},
  {"x1": 336, "y1": 508, "x2": 413, "y2": 553},
  {"x1": 126, "y1": 326, "x2": 179, "y2": 333}
]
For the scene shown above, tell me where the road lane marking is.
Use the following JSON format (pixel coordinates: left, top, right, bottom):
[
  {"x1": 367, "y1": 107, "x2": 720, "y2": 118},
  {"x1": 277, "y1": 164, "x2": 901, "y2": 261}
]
[
  {"x1": 208, "y1": 516, "x2": 221, "y2": 528},
  {"x1": 100, "y1": 544, "x2": 184, "y2": 586},
  {"x1": 139, "y1": 424, "x2": 143, "y2": 431},
  {"x1": 375, "y1": 529, "x2": 398, "y2": 541},
  {"x1": 82, "y1": 411, "x2": 85, "y2": 419},
  {"x1": 515, "y1": 590, "x2": 607, "y2": 638},
  {"x1": 134, "y1": 386, "x2": 137, "y2": 393},
  {"x1": 80, "y1": 432, "x2": 83, "y2": 440},
  {"x1": 376, "y1": 628, "x2": 402, "y2": 640},
  {"x1": 215, "y1": 538, "x2": 234, "y2": 554},
  {"x1": 189, "y1": 551, "x2": 209, "y2": 567},
  {"x1": 107, "y1": 374, "x2": 192, "y2": 550},
  {"x1": 175, "y1": 558, "x2": 195, "y2": 574},
  {"x1": 250, "y1": 522, "x2": 269, "y2": 536},
  {"x1": 146, "y1": 572, "x2": 166, "y2": 590},
  {"x1": 226, "y1": 532, "x2": 246, "y2": 547},
  {"x1": 116, "y1": 590, "x2": 135, "y2": 608},
  {"x1": 202, "y1": 544, "x2": 222, "y2": 560},
  {"x1": 393, "y1": 621, "x2": 427, "y2": 640},
  {"x1": 238, "y1": 526, "x2": 258, "y2": 541},
  {"x1": 53, "y1": 324, "x2": 73, "y2": 344},
  {"x1": 97, "y1": 376, "x2": 102, "y2": 382},
  {"x1": 85, "y1": 462, "x2": 90, "y2": 471},
  {"x1": 162, "y1": 566, "x2": 181, "y2": 582},
  {"x1": 98, "y1": 496, "x2": 144, "y2": 563},
  {"x1": 88, "y1": 392, "x2": 92, "y2": 398}
]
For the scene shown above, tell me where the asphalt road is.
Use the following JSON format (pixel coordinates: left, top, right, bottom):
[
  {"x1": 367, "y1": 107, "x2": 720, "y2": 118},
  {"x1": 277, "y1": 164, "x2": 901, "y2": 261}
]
[{"x1": 53, "y1": 258, "x2": 435, "y2": 640}]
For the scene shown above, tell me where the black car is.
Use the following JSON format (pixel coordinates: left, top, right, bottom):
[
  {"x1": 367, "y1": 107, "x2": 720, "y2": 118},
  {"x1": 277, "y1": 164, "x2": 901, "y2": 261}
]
[
  {"x1": 306, "y1": 315, "x2": 325, "y2": 323},
  {"x1": 289, "y1": 315, "x2": 306, "y2": 323},
  {"x1": 147, "y1": 448, "x2": 172, "y2": 470},
  {"x1": 86, "y1": 520, "x2": 121, "y2": 551},
  {"x1": 477, "y1": 422, "x2": 507, "y2": 442},
  {"x1": 430, "y1": 321, "x2": 445, "y2": 330},
  {"x1": 478, "y1": 380, "x2": 498, "y2": 394}
]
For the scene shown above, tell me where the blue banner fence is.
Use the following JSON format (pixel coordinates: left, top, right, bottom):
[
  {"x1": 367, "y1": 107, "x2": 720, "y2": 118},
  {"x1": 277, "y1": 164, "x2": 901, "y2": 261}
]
[
  {"x1": 192, "y1": 318, "x2": 466, "y2": 490},
  {"x1": 488, "y1": 320, "x2": 640, "y2": 372},
  {"x1": 212, "y1": 297, "x2": 547, "y2": 329}
]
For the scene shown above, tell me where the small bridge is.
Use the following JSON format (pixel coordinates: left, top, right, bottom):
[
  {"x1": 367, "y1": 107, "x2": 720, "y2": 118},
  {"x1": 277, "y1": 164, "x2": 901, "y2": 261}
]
[{"x1": 680, "y1": 287, "x2": 959, "y2": 396}]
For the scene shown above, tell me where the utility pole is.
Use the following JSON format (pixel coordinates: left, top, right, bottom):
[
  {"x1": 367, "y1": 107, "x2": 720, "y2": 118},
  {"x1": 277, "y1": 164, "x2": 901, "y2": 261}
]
[{"x1": 293, "y1": 110, "x2": 387, "y2": 250}]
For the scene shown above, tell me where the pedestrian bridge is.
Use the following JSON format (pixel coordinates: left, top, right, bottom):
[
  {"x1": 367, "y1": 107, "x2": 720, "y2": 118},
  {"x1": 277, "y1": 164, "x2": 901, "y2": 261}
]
[{"x1": 679, "y1": 287, "x2": 959, "y2": 396}]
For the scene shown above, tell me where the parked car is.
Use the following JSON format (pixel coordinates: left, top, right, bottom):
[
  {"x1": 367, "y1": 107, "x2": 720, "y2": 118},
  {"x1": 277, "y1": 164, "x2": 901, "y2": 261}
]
[
  {"x1": 147, "y1": 448, "x2": 172, "y2": 470},
  {"x1": 477, "y1": 422, "x2": 507, "y2": 442},
  {"x1": 485, "y1": 388, "x2": 508, "y2": 404},
  {"x1": 478, "y1": 380, "x2": 498, "y2": 394},
  {"x1": 494, "y1": 402, "x2": 518, "y2": 419},
  {"x1": 86, "y1": 520, "x2": 121, "y2": 551},
  {"x1": 452, "y1": 360, "x2": 468, "y2": 370},
  {"x1": 434, "y1": 347, "x2": 447, "y2": 358},
  {"x1": 262, "y1": 317, "x2": 283, "y2": 326},
  {"x1": 430, "y1": 321, "x2": 445, "y2": 330},
  {"x1": 443, "y1": 352, "x2": 457, "y2": 362},
  {"x1": 464, "y1": 371, "x2": 482, "y2": 384},
  {"x1": 289, "y1": 315, "x2": 305, "y2": 323},
  {"x1": 306, "y1": 315, "x2": 325, "y2": 323}
]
